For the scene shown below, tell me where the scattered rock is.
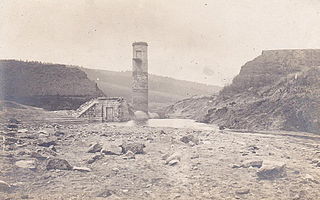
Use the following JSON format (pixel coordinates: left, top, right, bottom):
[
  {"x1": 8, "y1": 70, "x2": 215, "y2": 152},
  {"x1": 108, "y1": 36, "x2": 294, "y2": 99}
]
[
  {"x1": 188, "y1": 141, "x2": 196, "y2": 146},
  {"x1": 180, "y1": 135, "x2": 199, "y2": 145},
  {"x1": 112, "y1": 168, "x2": 120, "y2": 173},
  {"x1": 101, "y1": 145, "x2": 122, "y2": 155},
  {"x1": 54, "y1": 131, "x2": 65, "y2": 137},
  {"x1": 96, "y1": 190, "x2": 113, "y2": 198},
  {"x1": 304, "y1": 174, "x2": 319, "y2": 184},
  {"x1": 4, "y1": 137, "x2": 19, "y2": 145},
  {"x1": 168, "y1": 159, "x2": 179, "y2": 166},
  {"x1": 6, "y1": 124, "x2": 18, "y2": 130},
  {"x1": 15, "y1": 160, "x2": 36, "y2": 169},
  {"x1": 30, "y1": 152, "x2": 47, "y2": 160},
  {"x1": 119, "y1": 142, "x2": 145, "y2": 154},
  {"x1": 73, "y1": 166, "x2": 92, "y2": 172},
  {"x1": 46, "y1": 158, "x2": 72, "y2": 170},
  {"x1": 87, "y1": 154, "x2": 104, "y2": 164},
  {"x1": 38, "y1": 140, "x2": 56, "y2": 147},
  {"x1": 241, "y1": 159, "x2": 263, "y2": 168},
  {"x1": 123, "y1": 151, "x2": 135, "y2": 159},
  {"x1": 21, "y1": 194, "x2": 29, "y2": 199},
  {"x1": 87, "y1": 143, "x2": 102, "y2": 153},
  {"x1": 257, "y1": 161, "x2": 286, "y2": 179},
  {"x1": 37, "y1": 129, "x2": 48, "y2": 135},
  {"x1": 162, "y1": 153, "x2": 171, "y2": 161},
  {"x1": 0, "y1": 180, "x2": 11, "y2": 192},
  {"x1": 231, "y1": 164, "x2": 241, "y2": 168},
  {"x1": 247, "y1": 145, "x2": 259, "y2": 153},
  {"x1": 165, "y1": 152, "x2": 182, "y2": 165},
  {"x1": 235, "y1": 188, "x2": 250, "y2": 195},
  {"x1": 17, "y1": 129, "x2": 28, "y2": 133},
  {"x1": 8, "y1": 118, "x2": 20, "y2": 124},
  {"x1": 49, "y1": 145, "x2": 57, "y2": 152},
  {"x1": 191, "y1": 154, "x2": 200, "y2": 159}
]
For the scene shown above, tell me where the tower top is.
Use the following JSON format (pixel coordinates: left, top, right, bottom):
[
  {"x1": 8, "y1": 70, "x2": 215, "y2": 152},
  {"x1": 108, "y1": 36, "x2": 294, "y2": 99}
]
[{"x1": 132, "y1": 42, "x2": 148, "y2": 46}]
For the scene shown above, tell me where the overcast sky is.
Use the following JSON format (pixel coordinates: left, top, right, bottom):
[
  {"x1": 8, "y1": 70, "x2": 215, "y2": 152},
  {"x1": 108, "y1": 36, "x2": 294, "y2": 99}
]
[{"x1": 1, "y1": 0, "x2": 320, "y2": 86}]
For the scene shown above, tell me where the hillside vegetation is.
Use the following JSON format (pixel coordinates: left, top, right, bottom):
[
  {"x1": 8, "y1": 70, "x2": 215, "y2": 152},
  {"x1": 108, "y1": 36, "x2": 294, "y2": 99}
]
[
  {"x1": 0, "y1": 60, "x2": 220, "y2": 112},
  {"x1": 81, "y1": 68, "x2": 221, "y2": 112},
  {"x1": 0, "y1": 60, "x2": 104, "y2": 110},
  {"x1": 166, "y1": 49, "x2": 320, "y2": 133}
]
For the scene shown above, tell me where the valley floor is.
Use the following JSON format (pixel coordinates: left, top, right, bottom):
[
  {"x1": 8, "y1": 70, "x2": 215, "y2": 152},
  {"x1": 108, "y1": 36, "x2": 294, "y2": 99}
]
[{"x1": 0, "y1": 112, "x2": 320, "y2": 199}]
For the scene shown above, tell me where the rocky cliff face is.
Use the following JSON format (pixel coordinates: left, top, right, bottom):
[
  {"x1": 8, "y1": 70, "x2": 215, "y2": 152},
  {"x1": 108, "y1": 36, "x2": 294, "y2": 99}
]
[
  {"x1": 166, "y1": 49, "x2": 320, "y2": 133},
  {"x1": 0, "y1": 60, "x2": 104, "y2": 110}
]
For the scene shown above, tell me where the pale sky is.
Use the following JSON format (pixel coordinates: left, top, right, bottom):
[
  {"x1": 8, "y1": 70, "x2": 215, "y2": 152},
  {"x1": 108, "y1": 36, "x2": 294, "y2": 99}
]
[{"x1": 1, "y1": 0, "x2": 320, "y2": 86}]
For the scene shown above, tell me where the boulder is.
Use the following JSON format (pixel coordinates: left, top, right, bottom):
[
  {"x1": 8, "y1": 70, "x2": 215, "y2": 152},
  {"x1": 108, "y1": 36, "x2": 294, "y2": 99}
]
[
  {"x1": 168, "y1": 159, "x2": 179, "y2": 166},
  {"x1": 0, "y1": 180, "x2": 11, "y2": 192},
  {"x1": 180, "y1": 135, "x2": 199, "y2": 145},
  {"x1": 38, "y1": 140, "x2": 57, "y2": 147},
  {"x1": 4, "y1": 137, "x2": 19, "y2": 145},
  {"x1": 15, "y1": 160, "x2": 36, "y2": 169},
  {"x1": 96, "y1": 190, "x2": 113, "y2": 198},
  {"x1": 119, "y1": 142, "x2": 145, "y2": 154},
  {"x1": 122, "y1": 151, "x2": 135, "y2": 159},
  {"x1": 241, "y1": 159, "x2": 263, "y2": 168},
  {"x1": 165, "y1": 152, "x2": 182, "y2": 165},
  {"x1": 247, "y1": 145, "x2": 259, "y2": 153},
  {"x1": 87, "y1": 143, "x2": 102, "y2": 153},
  {"x1": 54, "y1": 131, "x2": 65, "y2": 137},
  {"x1": 30, "y1": 152, "x2": 47, "y2": 160},
  {"x1": 46, "y1": 158, "x2": 72, "y2": 170},
  {"x1": 8, "y1": 118, "x2": 20, "y2": 124},
  {"x1": 235, "y1": 189, "x2": 250, "y2": 195},
  {"x1": 73, "y1": 166, "x2": 92, "y2": 172},
  {"x1": 17, "y1": 129, "x2": 28, "y2": 133},
  {"x1": 148, "y1": 112, "x2": 160, "y2": 119},
  {"x1": 257, "y1": 161, "x2": 286, "y2": 179},
  {"x1": 101, "y1": 145, "x2": 122, "y2": 155},
  {"x1": 134, "y1": 111, "x2": 149, "y2": 120},
  {"x1": 6, "y1": 124, "x2": 18, "y2": 130},
  {"x1": 87, "y1": 154, "x2": 104, "y2": 164}
]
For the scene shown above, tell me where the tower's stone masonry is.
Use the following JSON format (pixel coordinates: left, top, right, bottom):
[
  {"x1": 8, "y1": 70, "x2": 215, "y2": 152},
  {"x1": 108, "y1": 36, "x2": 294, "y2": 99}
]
[{"x1": 132, "y1": 42, "x2": 148, "y2": 113}]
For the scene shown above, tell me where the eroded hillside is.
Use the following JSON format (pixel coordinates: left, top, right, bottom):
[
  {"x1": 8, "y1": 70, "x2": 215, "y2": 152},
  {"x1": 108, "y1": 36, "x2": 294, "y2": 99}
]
[{"x1": 166, "y1": 50, "x2": 320, "y2": 133}]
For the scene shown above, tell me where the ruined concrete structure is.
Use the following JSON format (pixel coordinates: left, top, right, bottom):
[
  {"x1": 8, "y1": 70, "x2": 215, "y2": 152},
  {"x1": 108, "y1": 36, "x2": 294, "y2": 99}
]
[
  {"x1": 74, "y1": 42, "x2": 149, "y2": 122},
  {"x1": 132, "y1": 42, "x2": 148, "y2": 113},
  {"x1": 76, "y1": 97, "x2": 131, "y2": 122}
]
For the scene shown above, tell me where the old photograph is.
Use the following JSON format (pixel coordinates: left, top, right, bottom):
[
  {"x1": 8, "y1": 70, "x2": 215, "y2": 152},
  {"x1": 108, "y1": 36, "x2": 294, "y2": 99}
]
[{"x1": 0, "y1": 0, "x2": 319, "y2": 199}]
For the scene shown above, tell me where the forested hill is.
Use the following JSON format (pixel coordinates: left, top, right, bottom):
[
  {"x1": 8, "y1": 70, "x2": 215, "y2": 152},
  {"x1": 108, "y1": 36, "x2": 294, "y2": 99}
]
[{"x1": 81, "y1": 68, "x2": 221, "y2": 112}]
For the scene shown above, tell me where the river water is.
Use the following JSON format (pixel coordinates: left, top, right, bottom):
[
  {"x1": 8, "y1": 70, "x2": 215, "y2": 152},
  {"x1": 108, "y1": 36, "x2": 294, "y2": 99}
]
[{"x1": 108, "y1": 119, "x2": 218, "y2": 130}]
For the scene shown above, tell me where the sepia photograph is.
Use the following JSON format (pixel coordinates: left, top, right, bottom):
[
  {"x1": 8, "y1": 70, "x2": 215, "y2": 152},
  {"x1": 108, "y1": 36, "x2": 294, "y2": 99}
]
[{"x1": 0, "y1": 0, "x2": 319, "y2": 199}]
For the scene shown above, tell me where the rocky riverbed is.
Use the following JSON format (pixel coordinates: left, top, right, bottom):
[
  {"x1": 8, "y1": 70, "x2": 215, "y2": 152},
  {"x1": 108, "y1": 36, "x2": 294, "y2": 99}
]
[{"x1": 1, "y1": 118, "x2": 320, "y2": 199}]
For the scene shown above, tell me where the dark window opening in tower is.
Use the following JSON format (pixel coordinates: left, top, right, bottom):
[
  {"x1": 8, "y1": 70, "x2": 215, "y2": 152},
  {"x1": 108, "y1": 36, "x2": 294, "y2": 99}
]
[{"x1": 136, "y1": 50, "x2": 142, "y2": 58}]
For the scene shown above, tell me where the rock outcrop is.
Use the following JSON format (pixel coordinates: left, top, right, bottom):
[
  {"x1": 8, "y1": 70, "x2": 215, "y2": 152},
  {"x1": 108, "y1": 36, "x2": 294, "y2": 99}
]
[
  {"x1": 0, "y1": 60, "x2": 104, "y2": 110},
  {"x1": 166, "y1": 49, "x2": 320, "y2": 133}
]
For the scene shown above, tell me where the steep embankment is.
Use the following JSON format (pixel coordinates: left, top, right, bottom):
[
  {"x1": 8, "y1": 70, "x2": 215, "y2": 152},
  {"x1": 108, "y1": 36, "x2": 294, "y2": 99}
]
[
  {"x1": 81, "y1": 68, "x2": 221, "y2": 112},
  {"x1": 166, "y1": 49, "x2": 320, "y2": 133},
  {"x1": 0, "y1": 60, "x2": 104, "y2": 110}
]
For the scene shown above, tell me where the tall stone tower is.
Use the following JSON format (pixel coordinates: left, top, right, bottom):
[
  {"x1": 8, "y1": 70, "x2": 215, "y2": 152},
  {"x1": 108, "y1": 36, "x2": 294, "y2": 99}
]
[{"x1": 132, "y1": 42, "x2": 148, "y2": 113}]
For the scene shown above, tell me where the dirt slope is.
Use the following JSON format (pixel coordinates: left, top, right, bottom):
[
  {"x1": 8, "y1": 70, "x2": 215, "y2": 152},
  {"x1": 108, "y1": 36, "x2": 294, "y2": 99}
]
[{"x1": 166, "y1": 49, "x2": 320, "y2": 133}]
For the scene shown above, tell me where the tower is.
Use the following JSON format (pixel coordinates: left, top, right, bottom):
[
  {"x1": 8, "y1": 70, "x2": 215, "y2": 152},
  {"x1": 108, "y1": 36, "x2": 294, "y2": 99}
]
[{"x1": 132, "y1": 42, "x2": 148, "y2": 113}]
